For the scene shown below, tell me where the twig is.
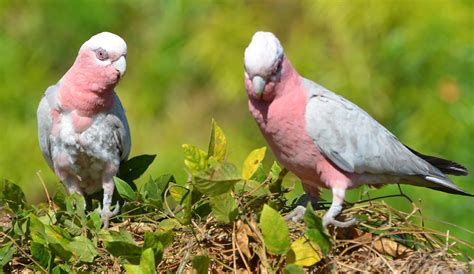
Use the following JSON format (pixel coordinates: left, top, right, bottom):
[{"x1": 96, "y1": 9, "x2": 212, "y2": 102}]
[
  {"x1": 233, "y1": 221, "x2": 251, "y2": 273},
  {"x1": 231, "y1": 222, "x2": 237, "y2": 273},
  {"x1": 36, "y1": 170, "x2": 53, "y2": 209}
]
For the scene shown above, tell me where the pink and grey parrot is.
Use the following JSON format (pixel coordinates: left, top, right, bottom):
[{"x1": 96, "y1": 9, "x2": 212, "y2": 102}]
[
  {"x1": 244, "y1": 31, "x2": 471, "y2": 227},
  {"x1": 37, "y1": 32, "x2": 130, "y2": 228}
]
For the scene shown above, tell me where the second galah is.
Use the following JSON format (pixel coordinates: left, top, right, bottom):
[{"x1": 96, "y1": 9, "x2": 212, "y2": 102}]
[
  {"x1": 37, "y1": 32, "x2": 131, "y2": 228},
  {"x1": 244, "y1": 31, "x2": 471, "y2": 227}
]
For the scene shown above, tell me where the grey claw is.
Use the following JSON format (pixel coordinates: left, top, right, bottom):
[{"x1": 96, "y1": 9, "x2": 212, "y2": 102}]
[
  {"x1": 112, "y1": 201, "x2": 121, "y2": 216},
  {"x1": 285, "y1": 205, "x2": 307, "y2": 222},
  {"x1": 323, "y1": 216, "x2": 358, "y2": 228}
]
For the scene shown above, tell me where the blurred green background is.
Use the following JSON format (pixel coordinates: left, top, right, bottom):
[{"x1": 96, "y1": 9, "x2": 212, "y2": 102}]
[{"x1": 1, "y1": 0, "x2": 472, "y2": 251}]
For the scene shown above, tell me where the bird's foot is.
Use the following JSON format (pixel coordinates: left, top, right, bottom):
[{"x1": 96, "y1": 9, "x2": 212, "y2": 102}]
[
  {"x1": 284, "y1": 205, "x2": 307, "y2": 222},
  {"x1": 98, "y1": 201, "x2": 120, "y2": 228},
  {"x1": 322, "y1": 215, "x2": 357, "y2": 228}
]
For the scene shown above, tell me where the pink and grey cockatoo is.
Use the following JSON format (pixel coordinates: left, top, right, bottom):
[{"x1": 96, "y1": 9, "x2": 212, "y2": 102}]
[
  {"x1": 37, "y1": 32, "x2": 131, "y2": 228},
  {"x1": 244, "y1": 31, "x2": 471, "y2": 227}
]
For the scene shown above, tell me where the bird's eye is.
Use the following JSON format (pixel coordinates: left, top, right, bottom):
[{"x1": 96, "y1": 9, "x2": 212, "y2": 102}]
[
  {"x1": 95, "y1": 48, "x2": 109, "y2": 61},
  {"x1": 272, "y1": 57, "x2": 283, "y2": 74}
]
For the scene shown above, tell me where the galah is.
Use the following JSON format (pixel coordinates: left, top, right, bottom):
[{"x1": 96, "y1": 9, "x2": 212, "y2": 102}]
[
  {"x1": 244, "y1": 31, "x2": 471, "y2": 227},
  {"x1": 37, "y1": 32, "x2": 131, "y2": 228}
]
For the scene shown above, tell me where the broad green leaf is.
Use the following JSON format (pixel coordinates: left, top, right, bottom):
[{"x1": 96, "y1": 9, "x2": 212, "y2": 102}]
[
  {"x1": 68, "y1": 236, "x2": 98, "y2": 263},
  {"x1": 209, "y1": 192, "x2": 238, "y2": 223},
  {"x1": 101, "y1": 229, "x2": 142, "y2": 264},
  {"x1": 114, "y1": 177, "x2": 137, "y2": 201},
  {"x1": 242, "y1": 147, "x2": 266, "y2": 180},
  {"x1": 51, "y1": 264, "x2": 71, "y2": 274},
  {"x1": 29, "y1": 215, "x2": 73, "y2": 261},
  {"x1": 182, "y1": 144, "x2": 208, "y2": 173},
  {"x1": 192, "y1": 255, "x2": 210, "y2": 274},
  {"x1": 259, "y1": 204, "x2": 290, "y2": 254},
  {"x1": 0, "y1": 179, "x2": 26, "y2": 211},
  {"x1": 270, "y1": 161, "x2": 282, "y2": 179},
  {"x1": 53, "y1": 191, "x2": 67, "y2": 210},
  {"x1": 283, "y1": 264, "x2": 305, "y2": 274},
  {"x1": 87, "y1": 209, "x2": 102, "y2": 231},
  {"x1": 142, "y1": 174, "x2": 174, "y2": 205},
  {"x1": 158, "y1": 218, "x2": 181, "y2": 231},
  {"x1": 269, "y1": 163, "x2": 287, "y2": 193},
  {"x1": 235, "y1": 180, "x2": 270, "y2": 197},
  {"x1": 168, "y1": 185, "x2": 189, "y2": 204},
  {"x1": 119, "y1": 154, "x2": 156, "y2": 182},
  {"x1": 30, "y1": 242, "x2": 52, "y2": 267},
  {"x1": 144, "y1": 231, "x2": 171, "y2": 263},
  {"x1": 124, "y1": 248, "x2": 156, "y2": 274},
  {"x1": 194, "y1": 163, "x2": 241, "y2": 196},
  {"x1": 287, "y1": 237, "x2": 321, "y2": 266},
  {"x1": 0, "y1": 242, "x2": 16, "y2": 267},
  {"x1": 304, "y1": 204, "x2": 331, "y2": 255},
  {"x1": 207, "y1": 119, "x2": 227, "y2": 162}
]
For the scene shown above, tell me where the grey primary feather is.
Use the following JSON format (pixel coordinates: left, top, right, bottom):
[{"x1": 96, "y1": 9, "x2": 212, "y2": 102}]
[
  {"x1": 37, "y1": 84, "x2": 59, "y2": 170},
  {"x1": 107, "y1": 92, "x2": 131, "y2": 162},
  {"x1": 303, "y1": 79, "x2": 472, "y2": 196}
]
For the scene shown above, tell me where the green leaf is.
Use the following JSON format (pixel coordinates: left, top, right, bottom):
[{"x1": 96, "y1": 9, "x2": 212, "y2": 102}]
[
  {"x1": 119, "y1": 154, "x2": 156, "y2": 182},
  {"x1": 51, "y1": 264, "x2": 71, "y2": 274},
  {"x1": 142, "y1": 174, "x2": 174, "y2": 206},
  {"x1": 114, "y1": 177, "x2": 137, "y2": 201},
  {"x1": 53, "y1": 191, "x2": 67, "y2": 210},
  {"x1": 123, "y1": 248, "x2": 156, "y2": 274},
  {"x1": 207, "y1": 119, "x2": 227, "y2": 162},
  {"x1": 242, "y1": 147, "x2": 266, "y2": 180},
  {"x1": 0, "y1": 242, "x2": 16, "y2": 267},
  {"x1": 209, "y1": 193, "x2": 238, "y2": 223},
  {"x1": 68, "y1": 236, "x2": 98, "y2": 263},
  {"x1": 87, "y1": 209, "x2": 102, "y2": 231},
  {"x1": 283, "y1": 264, "x2": 305, "y2": 274},
  {"x1": 235, "y1": 180, "x2": 270, "y2": 197},
  {"x1": 182, "y1": 144, "x2": 208, "y2": 173},
  {"x1": 259, "y1": 204, "x2": 290, "y2": 255},
  {"x1": 31, "y1": 242, "x2": 51, "y2": 268},
  {"x1": 304, "y1": 204, "x2": 331, "y2": 255},
  {"x1": 194, "y1": 163, "x2": 241, "y2": 196},
  {"x1": 29, "y1": 215, "x2": 73, "y2": 261},
  {"x1": 158, "y1": 218, "x2": 181, "y2": 231},
  {"x1": 0, "y1": 179, "x2": 26, "y2": 211},
  {"x1": 144, "y1": 231, "x2": 170, "y2": 263},
  {"x1": 168, "y1": 185, "x2": 189, "y2": 204},
  {"x1": 192, "y1": 255, "x2": 210, "y2": 274},
  {"x1": 100, "y1": 229, "x2": 142, "y2": 264},
  {"x1": 287, "y1": 237, "x2": 321, "y2": 266}
]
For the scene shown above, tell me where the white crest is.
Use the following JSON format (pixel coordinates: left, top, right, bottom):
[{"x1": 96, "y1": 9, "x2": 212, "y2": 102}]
[
  {"x1": 244, "y1": 31, "x2": 283, "y2": 76},
  {"x1": 80, "y1": 32, "x2": 127, "y2": 57}
]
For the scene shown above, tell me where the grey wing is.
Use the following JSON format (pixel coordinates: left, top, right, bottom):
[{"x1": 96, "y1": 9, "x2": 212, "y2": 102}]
[
  {"x1": 303, "y1": 79, "x2": 436, "y2": 176},
  {"x1": 107, "y1": 92, "x2": 131, "y2": 162},
  {"x1": 37, "y1": 84, "x2": 60, "y2": 171}
]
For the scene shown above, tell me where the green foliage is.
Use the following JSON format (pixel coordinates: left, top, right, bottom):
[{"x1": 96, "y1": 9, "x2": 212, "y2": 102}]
[
  {"x1": 0, "y1": 120, "x2": 471, "y2": 272},
  {"x1": 260, "y1": 204, "x2": 291, "y2": 255}
]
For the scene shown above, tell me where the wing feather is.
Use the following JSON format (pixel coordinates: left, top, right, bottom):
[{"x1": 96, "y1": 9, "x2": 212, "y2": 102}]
[{"x1": 303, "y1": 79, "x2": 437, "y2": 177}]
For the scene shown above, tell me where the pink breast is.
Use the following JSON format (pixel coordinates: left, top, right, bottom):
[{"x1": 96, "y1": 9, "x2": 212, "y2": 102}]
[{"x1": 249, "y1": 81, "x2": 353, "y2": 191}]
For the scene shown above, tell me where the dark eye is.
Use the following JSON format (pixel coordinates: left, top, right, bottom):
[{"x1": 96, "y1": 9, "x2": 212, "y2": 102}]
[
  {"x1": 95, "y1": 48, "x2": 109, "y2": 61},
  {"x1": 272, "y1": 57, "x2": 283, "y2": 74}
]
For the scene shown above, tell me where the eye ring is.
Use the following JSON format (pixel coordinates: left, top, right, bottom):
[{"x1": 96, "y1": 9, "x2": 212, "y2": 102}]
[{"x1": 95, "y1": 48, "x2": 109, "y2": 61}]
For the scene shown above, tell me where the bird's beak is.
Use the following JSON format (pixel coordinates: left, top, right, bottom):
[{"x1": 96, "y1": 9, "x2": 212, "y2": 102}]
[
  {"x1": 252, "y1": 75, "x2": 266, "y2": 97},
  {"x1": 112, "y1": 56, "x2": 127, "y2": 77}
]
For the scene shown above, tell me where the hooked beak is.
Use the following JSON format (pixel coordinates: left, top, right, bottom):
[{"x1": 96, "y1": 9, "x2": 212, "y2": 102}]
[
  {"x1": 112, "y1": 56, "x2": 127, "y2": 77},
  {"x1": 252, "y1": 75, "x2": 266, "y2": 97}
]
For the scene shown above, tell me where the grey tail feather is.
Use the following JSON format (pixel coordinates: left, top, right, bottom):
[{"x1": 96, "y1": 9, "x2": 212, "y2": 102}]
[
  {"x1": 424, "y1": 175, "x2": 473, "y2": 197},
  {"x1": 405, "y1": 145, "x2": 468, "y2": 176}
]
